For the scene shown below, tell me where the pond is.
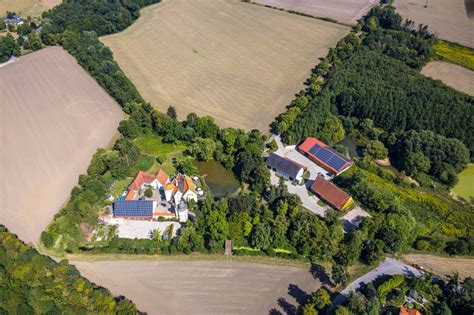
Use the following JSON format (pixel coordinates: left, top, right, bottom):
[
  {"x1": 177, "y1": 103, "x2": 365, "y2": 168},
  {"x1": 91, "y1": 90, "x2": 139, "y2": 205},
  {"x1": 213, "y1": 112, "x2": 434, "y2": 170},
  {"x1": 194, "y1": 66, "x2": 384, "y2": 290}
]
[
  {"x1": 340, "y1": 136, "x2": 363, "y2": 158},
  {"x1": 193, "y1": 160, "x2": 240, "y2": 198}
]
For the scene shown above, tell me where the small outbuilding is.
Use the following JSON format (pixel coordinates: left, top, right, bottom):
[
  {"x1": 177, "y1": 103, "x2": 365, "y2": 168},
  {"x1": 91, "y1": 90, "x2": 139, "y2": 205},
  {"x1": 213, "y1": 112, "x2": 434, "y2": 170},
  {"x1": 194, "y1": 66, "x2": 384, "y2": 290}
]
[
  {"x1": 310, "y1": 175, "x2": 353, "y2": 210},
  {"x1": 266, "y1": 153, "x2": 306, "y2": 184}
]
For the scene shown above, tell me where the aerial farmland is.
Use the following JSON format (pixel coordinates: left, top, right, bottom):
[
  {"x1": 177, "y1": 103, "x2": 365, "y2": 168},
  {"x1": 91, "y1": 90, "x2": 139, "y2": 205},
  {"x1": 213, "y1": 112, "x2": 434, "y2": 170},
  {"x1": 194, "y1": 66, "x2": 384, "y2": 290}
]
[
  {"x1": 74, "y1": 259, "x2": 320, "y2": 314},
  {"x1": 0, "y1": 0, "x2": 61, "y2": 17},
  {"x1": 395, "y1": 0, "x2": 474, "y2": 48},
  {"x1": 101, "y1": 0, "x2": 349, "y2": 131},
  {"x1": 0, "y1": 47, "x2": 123, "y2": 243},
  {"x1": 253, "y1": 0, "x2": 378, "y2": 25},
  {"x1": 421, "y1": 61, "x2": 474, "y2": 96}
]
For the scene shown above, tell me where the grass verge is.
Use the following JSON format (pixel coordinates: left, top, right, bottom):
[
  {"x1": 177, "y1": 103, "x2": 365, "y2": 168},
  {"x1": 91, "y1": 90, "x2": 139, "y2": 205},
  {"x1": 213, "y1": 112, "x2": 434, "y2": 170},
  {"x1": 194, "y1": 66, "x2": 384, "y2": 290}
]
[{"x1": 433, "y1": 39, "x2": 474, "y2": 71}]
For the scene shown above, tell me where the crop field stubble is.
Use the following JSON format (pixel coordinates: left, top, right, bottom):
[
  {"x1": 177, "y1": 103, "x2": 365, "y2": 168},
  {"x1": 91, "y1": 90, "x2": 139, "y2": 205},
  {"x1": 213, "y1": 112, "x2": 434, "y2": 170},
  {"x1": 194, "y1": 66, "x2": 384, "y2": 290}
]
[
  {"x1": 421, "y1": 61, "x2": 474, "y2": 96},
  {"x1": 100, "y1": 0, "x2": 350, "y2": 131},
  {"x1": 252, "y1": 0, "x2": 378, "y2": 25},
  {"x1": 394, "y1": 0, "x2": 474, "y2": 48},
  {"x1": 0, "y1": 0, "x2": 61, "y2": 17},
  {"x1": 0, "y1": 47, "x2": 123, "y2": 244},
  {"x1": 73, "y1": 260, "x2": 320, "y2": 315}
]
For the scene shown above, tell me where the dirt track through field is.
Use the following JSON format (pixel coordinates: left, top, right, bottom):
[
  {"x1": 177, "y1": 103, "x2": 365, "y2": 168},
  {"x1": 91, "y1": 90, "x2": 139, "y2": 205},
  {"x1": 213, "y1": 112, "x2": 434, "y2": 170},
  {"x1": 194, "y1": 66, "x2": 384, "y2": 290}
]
[
  {"x1": 395, "y1": 0, "x2": 474, "y2": 48},
  {"x1": 74, "y1": 260, "x2": 320, "y2": 314},
  {"x1": 0, "y1": 47, "x2": 123, "y2": 244},
  {"x1": 421, "y1": 61, "x2": 474, "y2": 96},
  {"x1": 253, "y1": 0, "x2": 377, "y2": 25},
  {"x1": 101, "y1": 0, "x2": 349, "y2": 131},
  {"x1": 403, "y1": 254, "x2": 474, "y2": 279}
]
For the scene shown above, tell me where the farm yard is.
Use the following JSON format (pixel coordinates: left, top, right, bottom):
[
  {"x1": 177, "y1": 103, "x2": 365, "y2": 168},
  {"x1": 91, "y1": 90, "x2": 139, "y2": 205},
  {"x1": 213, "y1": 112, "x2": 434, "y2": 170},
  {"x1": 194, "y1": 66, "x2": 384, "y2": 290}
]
[
  {"x1": 252, "y1": 0, "x2": 377, "y2": 25},
  {"x1": 0, "y1": 47, "x2": 123, "y2": 243},
  {"x1": 394, "y1": 0, "x2": 474, "y2": 48},
  {"x1": 100, "y1": 0, "x2": 349, "y2": 131},
  {"x1": 0, "y1": 0, "x2": 61, "y2": 17},
  {"x1": 421, "y1": 61, "x2": 474, "y2": 96},
  {"x1": 73, "y1": 260, "x2": 320, "y2": 314}
]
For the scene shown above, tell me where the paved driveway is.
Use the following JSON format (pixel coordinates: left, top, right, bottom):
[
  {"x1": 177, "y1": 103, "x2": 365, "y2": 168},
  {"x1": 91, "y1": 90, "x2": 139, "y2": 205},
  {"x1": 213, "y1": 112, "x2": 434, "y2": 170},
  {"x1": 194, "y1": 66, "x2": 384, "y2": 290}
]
[
  {"x1": 333, "y1": 258, "x2": 423, "y2": 305},
  {"x1": 341, "y1": 206, "x2": 371, "y2": 233},
  {"x1": 270, "y1": 170, "x2": 328, "y2": 217},
  {"x1": 274, "y1": 135, "x2": 332, "y2": 180}
]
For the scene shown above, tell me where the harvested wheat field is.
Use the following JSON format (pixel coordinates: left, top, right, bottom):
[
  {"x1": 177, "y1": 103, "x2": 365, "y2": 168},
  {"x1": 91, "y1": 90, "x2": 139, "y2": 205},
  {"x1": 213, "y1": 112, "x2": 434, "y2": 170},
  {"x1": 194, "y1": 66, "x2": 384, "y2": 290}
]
[
  {"x1": 101, "y1": 0, "x2": 349, "y2": 131},
  {"x1": 74, "y1": 260, "x2": 320, "y2": 314},
  {"x1": 403, "y1": 254, "x2": 474, "y2": 279},
  {"x1": 0, "y1": 0, "x2": 61, "y2": 17},
  {"x1": 253, "y1": 0, "x2": 378, "y2": 25},
  {"x1": 0, "y1": 47, "x2": 123, "y2": 244},
  {"x1": 395, "y1": 0, "x2": 474, "y2": 48},
  {"x1": 421, "y1": 61, "x2": 474, "y2": 96}
]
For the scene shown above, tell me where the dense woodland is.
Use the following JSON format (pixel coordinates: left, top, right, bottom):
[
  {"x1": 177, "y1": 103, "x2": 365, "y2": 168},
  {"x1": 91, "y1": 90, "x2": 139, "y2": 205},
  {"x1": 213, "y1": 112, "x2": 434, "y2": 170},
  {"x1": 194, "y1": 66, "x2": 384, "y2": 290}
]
[{"x1": 0, "y1": 226, "x2": 137, "y2": 313}]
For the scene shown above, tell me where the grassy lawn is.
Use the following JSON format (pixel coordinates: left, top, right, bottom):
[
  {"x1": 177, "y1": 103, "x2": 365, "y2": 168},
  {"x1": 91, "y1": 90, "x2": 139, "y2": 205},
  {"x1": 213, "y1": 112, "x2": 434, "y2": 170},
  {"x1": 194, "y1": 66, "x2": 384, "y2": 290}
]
[
  {"x1": 433, "y1": 40, "x2": 474, "y2": 71},
  {"x1": 134, "y1": 134, "x2": 187, "y2": 175},
  {"x1": 452, "y1": 164, "x2": 474, "y2": 201},
  {"x1": 111, "y1": 178, "x2": 131, "y2": 198},
  {"x1": 129, "y1": 155, "x2": 155, "y2": 174},
  {"x1": 135, "y1": 134, "x2": 186, "y2": 156}
]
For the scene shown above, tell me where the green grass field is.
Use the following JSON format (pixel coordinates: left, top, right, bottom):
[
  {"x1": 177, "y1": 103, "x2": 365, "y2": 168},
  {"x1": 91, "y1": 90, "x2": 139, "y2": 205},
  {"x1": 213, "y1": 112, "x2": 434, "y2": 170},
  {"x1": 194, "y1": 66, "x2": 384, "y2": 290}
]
[
  {"x1": 433, "y1": 40, "x2": 474, "y2": 71},
  {"x1": 134, "y1": 134, "x2": 186, "y2": 175},
  {"x1": 452, "y1": 165, "x2": 474, "y2": 201}
]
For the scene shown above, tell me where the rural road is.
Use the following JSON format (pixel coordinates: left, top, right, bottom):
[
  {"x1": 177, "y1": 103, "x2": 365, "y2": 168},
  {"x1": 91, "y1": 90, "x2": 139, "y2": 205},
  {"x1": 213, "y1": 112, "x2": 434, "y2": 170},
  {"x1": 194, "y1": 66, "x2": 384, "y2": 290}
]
[
  {"x1": 73, "y1": 260, "x2": 320, "y2": 314},
  {"x1": 333, "y1": 258, "x2": 422, "y2": 305}
]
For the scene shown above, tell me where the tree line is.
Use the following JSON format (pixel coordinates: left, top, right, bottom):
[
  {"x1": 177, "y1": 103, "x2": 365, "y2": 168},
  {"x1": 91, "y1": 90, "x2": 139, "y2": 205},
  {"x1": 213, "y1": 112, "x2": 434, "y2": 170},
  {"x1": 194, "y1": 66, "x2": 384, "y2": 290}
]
[{"x1": 0, "y1": 226, "x2": 137, "y2": 314}]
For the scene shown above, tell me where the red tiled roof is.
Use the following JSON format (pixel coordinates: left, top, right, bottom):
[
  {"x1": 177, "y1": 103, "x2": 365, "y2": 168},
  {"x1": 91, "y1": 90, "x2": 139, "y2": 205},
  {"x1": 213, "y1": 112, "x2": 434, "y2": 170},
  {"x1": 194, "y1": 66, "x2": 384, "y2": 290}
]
[
  {"x1": 156, "y1": 169, "x2": 169, "y2": 186},
  {"x1": 400, "y1": 307, "x2": 421, "y2": 315},
  {"x1": 310, "y1": 175, "x2": 351, "y2": 210}
]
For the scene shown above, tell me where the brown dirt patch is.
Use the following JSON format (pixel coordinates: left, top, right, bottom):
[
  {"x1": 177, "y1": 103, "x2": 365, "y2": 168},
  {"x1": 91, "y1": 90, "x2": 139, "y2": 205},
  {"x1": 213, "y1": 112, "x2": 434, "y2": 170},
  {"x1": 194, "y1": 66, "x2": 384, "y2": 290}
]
[
  {"x1": 0, "y1": 47, "x2": 123, "y2": 244},
  {"x1": 253, "y1": 0, "x2": 378, "y2": 25},
  {"x1": 395, "y1": 0, "x2": 474, "y2": 48},
  {"x1": 73, "y1": 260, "x2": 320, "y2": 314},
  {"x1": 403, "y1": 254, "x2": 474, "y2": 279},
  {"x1": 101, "y1": 0, "x2": 349, "y2": 131},
  {"x1": 421, "y1": 61, "x2": 474, "y2": 96}
]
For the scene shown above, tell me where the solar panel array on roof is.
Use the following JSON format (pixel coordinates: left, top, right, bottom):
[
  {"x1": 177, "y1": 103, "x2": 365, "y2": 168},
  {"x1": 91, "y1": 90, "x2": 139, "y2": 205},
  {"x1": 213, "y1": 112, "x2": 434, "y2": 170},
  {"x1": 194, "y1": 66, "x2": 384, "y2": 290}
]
[
  {"x1": 309, "y1": 144, "x2": 321, "y2": 155},
  {"x1": 113, "y1": 200, "x2": 154, "y2": 217},
  {"x1": 304, "y1": 141, "x2": 351, "y2": 173},
  {"x1": 328, "y1": 155, "x2": 346, "y2": 171},
  {"x1": 315, "y1": 148, "x2": 332, "y2": 162}
]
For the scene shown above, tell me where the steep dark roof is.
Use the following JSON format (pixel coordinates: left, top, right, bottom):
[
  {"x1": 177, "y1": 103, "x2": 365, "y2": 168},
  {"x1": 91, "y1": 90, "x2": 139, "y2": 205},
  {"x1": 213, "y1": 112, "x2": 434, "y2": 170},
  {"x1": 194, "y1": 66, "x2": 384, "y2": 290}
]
[
  {"x1": 266, "y1": 153, "x2": 303, "y2": 178},
  {"x1": 113, "y1": 200, "x2": 154, "y2": 217},
  {"x1": 310, "y1": 175, "x2": 351, "y2": 210}
]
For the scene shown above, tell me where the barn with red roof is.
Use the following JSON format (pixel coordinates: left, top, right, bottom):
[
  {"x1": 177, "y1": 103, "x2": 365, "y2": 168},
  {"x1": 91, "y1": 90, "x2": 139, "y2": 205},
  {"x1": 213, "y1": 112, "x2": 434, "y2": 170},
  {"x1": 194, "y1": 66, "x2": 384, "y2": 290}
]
[{"x1": 298, "y1": 138, "x2": 353, "y2": 175}]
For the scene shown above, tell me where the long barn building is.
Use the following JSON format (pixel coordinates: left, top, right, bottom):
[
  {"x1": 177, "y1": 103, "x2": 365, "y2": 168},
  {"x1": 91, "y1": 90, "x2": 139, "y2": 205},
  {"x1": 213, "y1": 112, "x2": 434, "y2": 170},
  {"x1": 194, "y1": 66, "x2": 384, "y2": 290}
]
[{"x1": 298, "y1": 138, "x2": 353, "y2": 175}]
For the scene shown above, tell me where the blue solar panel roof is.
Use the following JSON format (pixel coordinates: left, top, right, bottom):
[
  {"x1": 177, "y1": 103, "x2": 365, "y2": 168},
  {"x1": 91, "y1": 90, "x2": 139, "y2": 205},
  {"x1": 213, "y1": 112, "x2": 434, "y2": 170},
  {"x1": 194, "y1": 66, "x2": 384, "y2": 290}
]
[
  {"x1": 309, "y1": 144, "x2": 321, "y2": 155},
  {"x1": 327, "y1": 155, "x2": 347, "y2": 171},
  {"x1": 315, "y1": 148, "x2": 333, "y2": 163},
  {"x1": 113, "y1": 200, "x2": 154, "y2": 217}
]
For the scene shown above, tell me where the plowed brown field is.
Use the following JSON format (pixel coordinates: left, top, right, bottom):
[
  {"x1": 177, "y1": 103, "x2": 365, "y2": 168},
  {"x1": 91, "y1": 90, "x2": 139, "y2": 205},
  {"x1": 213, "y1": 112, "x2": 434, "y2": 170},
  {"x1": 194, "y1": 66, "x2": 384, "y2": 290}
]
[
  {"x1": 74, "y1": 260, "x2": 320, "y2": 314},
  {"x1": 0, "y1": 47, "x2": 123, "y2": 243}
]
